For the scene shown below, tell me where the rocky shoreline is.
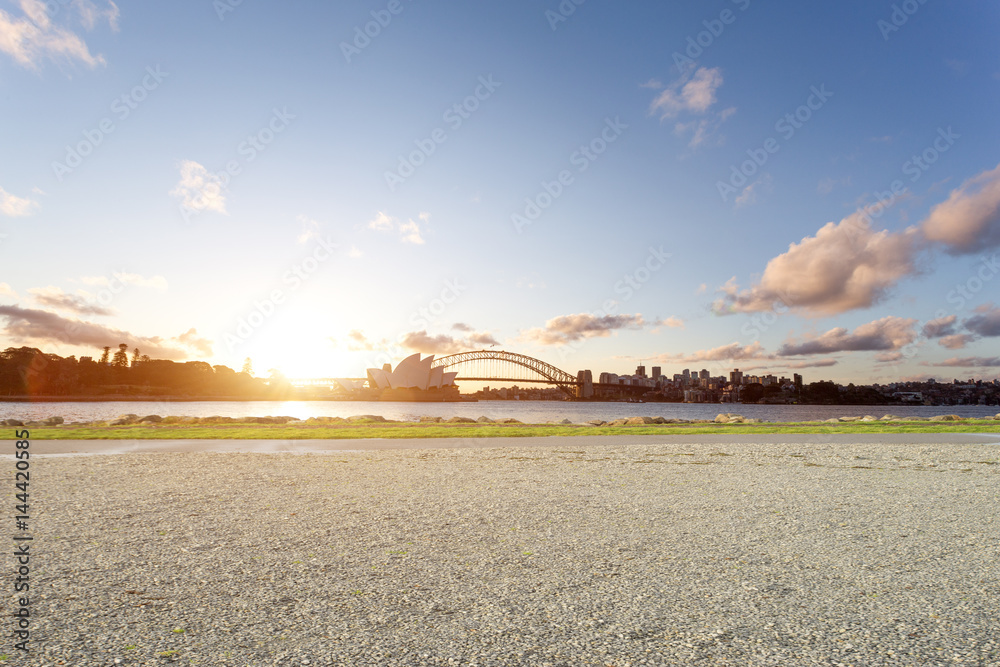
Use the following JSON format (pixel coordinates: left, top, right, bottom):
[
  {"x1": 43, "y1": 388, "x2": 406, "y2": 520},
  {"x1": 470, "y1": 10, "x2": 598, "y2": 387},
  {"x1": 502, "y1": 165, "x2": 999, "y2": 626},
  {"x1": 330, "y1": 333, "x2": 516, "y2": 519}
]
[{"x1": 3, "y1": 411, "x2": 1000, "y2": 429}]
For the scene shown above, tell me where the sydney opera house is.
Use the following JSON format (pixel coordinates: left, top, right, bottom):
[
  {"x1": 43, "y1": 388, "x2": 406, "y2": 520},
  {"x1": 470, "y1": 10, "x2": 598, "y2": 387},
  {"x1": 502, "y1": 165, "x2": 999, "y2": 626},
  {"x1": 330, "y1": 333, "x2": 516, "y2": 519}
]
[{"x1": 335, "y1": 353, "x2": 461, "y2": 401}]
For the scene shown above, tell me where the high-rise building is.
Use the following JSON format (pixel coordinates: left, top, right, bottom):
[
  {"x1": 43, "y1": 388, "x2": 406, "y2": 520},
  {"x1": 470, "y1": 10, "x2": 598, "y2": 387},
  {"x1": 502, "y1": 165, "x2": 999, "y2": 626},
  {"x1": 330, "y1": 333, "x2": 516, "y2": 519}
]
[
  {"x1": 699, "y1": 369, "x2": 710, "y2": 380},
  {"x1": 636, "y1": 365, "x2": 646, "y2": 378},
  {"x1": 652, "y1": 366, "x2": 661, "y2": 380},
  {"x1": 730, "y1": 368, "x2": 743, "y2": 386}
]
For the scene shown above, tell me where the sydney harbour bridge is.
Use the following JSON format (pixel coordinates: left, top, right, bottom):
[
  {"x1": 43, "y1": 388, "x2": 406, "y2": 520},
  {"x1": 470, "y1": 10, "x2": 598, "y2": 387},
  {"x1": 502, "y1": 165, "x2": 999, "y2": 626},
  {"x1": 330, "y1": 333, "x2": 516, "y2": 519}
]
[{"x1": 291, "y1": 350, "x2": 645, "y2": 399}]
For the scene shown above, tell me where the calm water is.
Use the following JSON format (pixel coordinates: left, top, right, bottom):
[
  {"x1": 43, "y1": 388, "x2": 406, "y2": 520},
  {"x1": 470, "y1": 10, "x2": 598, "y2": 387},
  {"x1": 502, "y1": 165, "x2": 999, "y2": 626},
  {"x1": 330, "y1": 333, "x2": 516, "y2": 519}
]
[{"x1": 1, "y1": 400, "x2": 997, "y2": 424}]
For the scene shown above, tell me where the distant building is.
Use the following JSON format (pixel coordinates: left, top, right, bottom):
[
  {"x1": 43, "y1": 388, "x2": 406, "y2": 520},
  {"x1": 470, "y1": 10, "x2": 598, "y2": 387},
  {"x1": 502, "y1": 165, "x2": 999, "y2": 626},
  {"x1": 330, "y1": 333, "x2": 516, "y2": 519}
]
[
  {"x1": 730, "y1": 369, "x2": 743, "y2": 386},
  {"x1": 577, "y1": 369, "x2": 594, "y2": 398}
]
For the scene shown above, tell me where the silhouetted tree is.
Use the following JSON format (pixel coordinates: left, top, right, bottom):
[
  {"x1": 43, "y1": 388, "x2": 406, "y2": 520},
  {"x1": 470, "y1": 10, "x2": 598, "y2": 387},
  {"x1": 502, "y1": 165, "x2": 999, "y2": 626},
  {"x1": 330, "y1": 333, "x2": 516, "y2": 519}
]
[
  {"x1": 99, "y1": 347, "x2": 111, "y2": 365},
  {"x1": 131, "y1": 348, "x2": 140, "y2": 367},
  {"x1": 112, "y1": 344, "x2": 129, "y2": 368},
  {"x1": 241, "y1": 358, "x2": 254, "y2": 377}
]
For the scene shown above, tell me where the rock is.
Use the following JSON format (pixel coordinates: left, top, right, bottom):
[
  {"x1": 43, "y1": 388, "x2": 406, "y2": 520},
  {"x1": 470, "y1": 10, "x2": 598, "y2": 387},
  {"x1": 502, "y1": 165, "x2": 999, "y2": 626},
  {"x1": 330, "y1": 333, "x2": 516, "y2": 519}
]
[
  {"x1": 587, "y1": 420, "x2": 606, "y2": 426},
  {"x1": 476, "y1": 416, "x2": 494, "y2": 423},
  {"x1": 607, "y1": 419, "x2": 629, "y2": 426},
  {"x1": 651, "y1": 417, "x2": 668, "y2": 424},
  {"x1": 23, "y1": 421, "x2": 44, "y2": 427},
  {"x1": 494, "y1": 418, "x2": 522, "y2": 424},
  {"x1": 880, "y1": 414, "x2": 900, "y2": 421},
  {"x1": 838, "y1": 416, "x2": 860, "y2": 422},
  {"x1": 114, "y1": 414, "x2": 140, "y2": 425},
  {"x1": 860, "y1": 416, "x2": 877, "y2": 422},
  {"x1": 625, "y1": 416, "x2": 656, "y2": 425},
  {"x1": 715, "y1": 413, "x2": 745, "y2": 424},
  {"x1": 348, "y1": 414, "x2": 386, "y2": 422},
  {"x1": 929, "y1": 414, "x2": 961, "y2": 421},
  {"x1": 419, "y1": 416, "x2": 443, "y2": 423},
  {"x1": 3, "y1": 419, "x2": 24, "y2": 426},
  {"x1": 42, "y1": 416, "x2": 64, "y2": 426},
  {"x1": 108, "y1": 418, "x2": 132, "y2": 426},
  {"x1": 200, "y1": 416, "x2": 235, "y2": 424},
  {"x1": 447, "y1": 417, "x2": 477, "y2": 424},
  {"x1": 560, "y1": 418, "x2": 574, "y2": 424},
  {"x1": 138, "y1": 415, "x2": 163, "y2": 423},
  {"x1": 824, "y1": 418, "x2": 840, "y2": 423},
  {"x1": 303, "y1": 416, "x2": 343, "y2": 425},
  {"x1": 995, "y1": 413, "x2": 1000, "y2": 420}
]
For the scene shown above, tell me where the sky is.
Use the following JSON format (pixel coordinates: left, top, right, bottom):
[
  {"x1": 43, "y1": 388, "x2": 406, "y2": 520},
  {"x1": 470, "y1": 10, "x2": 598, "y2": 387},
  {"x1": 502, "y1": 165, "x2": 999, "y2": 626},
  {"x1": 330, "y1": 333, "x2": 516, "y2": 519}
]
[{"x1": 1, "y1": 0, "x2": 999, "y2": 384}]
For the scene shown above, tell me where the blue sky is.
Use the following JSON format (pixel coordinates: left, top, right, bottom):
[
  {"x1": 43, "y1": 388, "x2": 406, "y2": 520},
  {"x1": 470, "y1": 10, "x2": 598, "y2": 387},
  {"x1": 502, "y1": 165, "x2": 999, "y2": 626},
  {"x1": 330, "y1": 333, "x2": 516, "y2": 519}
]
[{"x1": 1, "y1": 0, "x2": 999, "y2": 383}]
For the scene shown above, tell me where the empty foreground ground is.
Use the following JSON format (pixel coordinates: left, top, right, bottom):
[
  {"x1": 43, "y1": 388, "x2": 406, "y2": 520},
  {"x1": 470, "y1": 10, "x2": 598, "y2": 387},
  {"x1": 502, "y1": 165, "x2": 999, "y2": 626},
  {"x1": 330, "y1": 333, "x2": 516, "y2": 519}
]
[{"x1": 11, "y1": 436, "x2": 1000, "y2": 665}]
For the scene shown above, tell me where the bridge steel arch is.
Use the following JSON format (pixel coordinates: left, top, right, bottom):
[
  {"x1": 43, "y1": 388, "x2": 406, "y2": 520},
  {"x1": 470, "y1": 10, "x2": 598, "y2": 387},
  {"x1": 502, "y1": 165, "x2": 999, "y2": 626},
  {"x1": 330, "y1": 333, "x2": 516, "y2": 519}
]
[{"x1": 431, "y1": 350, "x2": 580, "y2": 398}]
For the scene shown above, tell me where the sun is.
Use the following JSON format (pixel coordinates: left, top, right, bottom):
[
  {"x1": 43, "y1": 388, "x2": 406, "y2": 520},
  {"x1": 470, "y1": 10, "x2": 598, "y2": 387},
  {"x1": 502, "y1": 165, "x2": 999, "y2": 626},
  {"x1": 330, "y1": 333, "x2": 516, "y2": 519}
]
[{"x1": 233, "y1": 310, "x2": 357, "y2": 380}]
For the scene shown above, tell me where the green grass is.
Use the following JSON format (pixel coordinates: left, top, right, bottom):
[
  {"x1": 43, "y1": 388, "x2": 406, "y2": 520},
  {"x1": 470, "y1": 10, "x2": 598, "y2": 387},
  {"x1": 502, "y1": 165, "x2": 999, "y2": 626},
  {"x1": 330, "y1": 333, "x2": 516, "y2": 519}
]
[{"x1": 23, "y1": 419, "x2": 1000, "y2": 440}]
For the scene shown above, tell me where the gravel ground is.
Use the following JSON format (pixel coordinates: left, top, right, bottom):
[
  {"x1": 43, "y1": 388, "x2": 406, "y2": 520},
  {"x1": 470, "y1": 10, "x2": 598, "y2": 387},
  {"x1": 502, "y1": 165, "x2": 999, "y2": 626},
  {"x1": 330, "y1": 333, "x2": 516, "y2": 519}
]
[{"x1": 10, "y1": 440, "x2": 1000, "y2": 666}]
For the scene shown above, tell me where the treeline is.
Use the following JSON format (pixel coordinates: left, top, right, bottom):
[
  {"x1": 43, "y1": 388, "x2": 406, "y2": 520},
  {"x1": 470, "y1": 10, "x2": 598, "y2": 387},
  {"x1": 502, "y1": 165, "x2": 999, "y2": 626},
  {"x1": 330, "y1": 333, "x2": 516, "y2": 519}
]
[{"x1": 0, "y1": 345, "x2": 292, "y2": 399}]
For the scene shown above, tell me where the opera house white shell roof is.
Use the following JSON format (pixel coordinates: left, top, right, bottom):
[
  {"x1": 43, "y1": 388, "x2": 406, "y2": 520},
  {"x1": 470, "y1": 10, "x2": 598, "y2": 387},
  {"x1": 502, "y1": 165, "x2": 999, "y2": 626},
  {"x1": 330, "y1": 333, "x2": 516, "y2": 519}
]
[{"x1": 365, "y1": 353, "x2": 457, "y2": 391}]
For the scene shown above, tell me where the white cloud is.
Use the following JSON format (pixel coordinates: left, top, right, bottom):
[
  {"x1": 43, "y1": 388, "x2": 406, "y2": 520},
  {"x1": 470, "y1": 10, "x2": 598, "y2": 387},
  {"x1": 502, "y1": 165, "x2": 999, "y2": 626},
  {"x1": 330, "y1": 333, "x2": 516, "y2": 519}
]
[
  {"x1": 650, "y1": 67, "x2": 724, "y2": 119},
  {"x1": 73, "y1": 0, "x2": 119, "y2": 32},
  {"x1": 660, "y1": 316, "x2": 685, "y2": 329},
  {"x1": 0, "y1": 304, "x2": 212, "y2": 360},
  {"x1": 170, "y1": 161, "x2": 227, "y2": 215},
  {"x1": 367, "y1": 211, "x2": 394, "y2": 232},
  {"x1": 662, "y1": 341, "x2": 770, "y2": 363},
  {"x1": 0, "y1": 187, "x2": 39, "y2": 217},
  {"x1": 0, "y1": 283, "x2": 18, "y2": 299},
  {"x1": 777, "y1": 316, "x2": 918, "y2": 356},
  {"x1": 921, "y1": 162, "x2": 1000, "y2": 254},
  {"x1": 520, "y1": 313, "x2": 648, "y2": 346},
  {"x1": 79, "y1": 272, "x2": 168, "y2": 291},
  {"x1": 348, "y1": 245, "x2": 363, "y2": 258},
  {"x1": 297, "y1": 215, "x2": 321, "y2": 244},
  {"x1": 0, "y1": 0, "x2": 112, "y2": 69},
  {"x1": 714, "y1": 210, "x2": 920, "y2": 316},
  {"x1": 734, "y1": 173, "x2": 773, "y2": 209},
  {"x1": 649, "y1": 67, "x2": 733, "y2": 150},
  {"x1": 398, "y1": 219, "x2": 425, "y2": 245},
  {"x1": 368, "y1": 211, "x2": 427, "y2": 245},
  {"x1": 29, "y1": 286, "x2": 113, "y2": 316}
]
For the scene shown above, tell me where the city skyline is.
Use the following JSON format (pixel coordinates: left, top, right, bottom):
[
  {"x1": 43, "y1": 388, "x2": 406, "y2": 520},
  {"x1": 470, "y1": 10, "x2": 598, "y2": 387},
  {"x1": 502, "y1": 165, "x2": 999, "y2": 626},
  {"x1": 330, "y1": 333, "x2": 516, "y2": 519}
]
[{"x1": 1, "y1": 1, "x2": 999, "y2": 384}]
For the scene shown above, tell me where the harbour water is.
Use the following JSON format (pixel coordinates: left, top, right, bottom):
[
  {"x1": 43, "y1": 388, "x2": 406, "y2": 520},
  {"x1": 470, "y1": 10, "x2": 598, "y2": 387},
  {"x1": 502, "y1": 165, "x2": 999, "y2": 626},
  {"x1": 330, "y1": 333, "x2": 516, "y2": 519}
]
[{"x1": 1, "y1": 400, "x2": 997, "y2": 424}]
